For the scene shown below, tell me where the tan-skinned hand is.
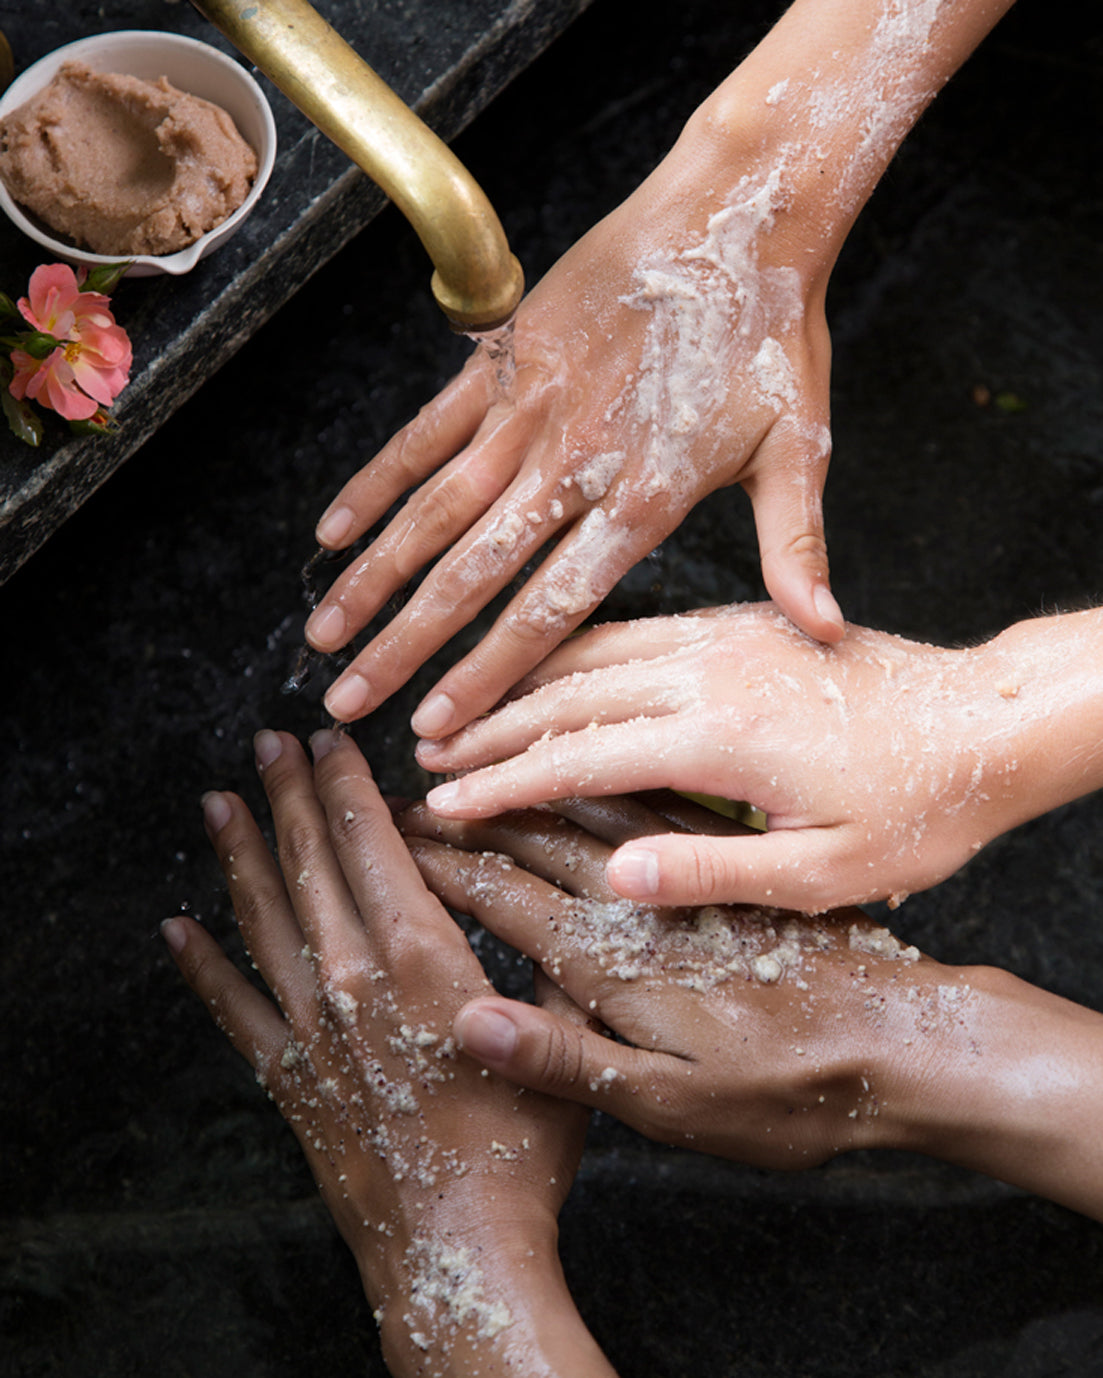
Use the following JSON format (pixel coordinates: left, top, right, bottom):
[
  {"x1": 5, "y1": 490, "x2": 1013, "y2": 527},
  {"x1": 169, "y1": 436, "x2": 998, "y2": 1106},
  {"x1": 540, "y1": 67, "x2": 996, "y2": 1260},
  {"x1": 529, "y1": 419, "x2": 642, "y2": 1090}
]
[
  {"x1": 163, "y1": 729, "x2": 616, "y2": 1378},
  {"x1": 401, "y1": 792, "x2": 1103, "y2": 1222},
  {"x1": 400, "y1": 790, "x2": 939, "y2": 1168}
]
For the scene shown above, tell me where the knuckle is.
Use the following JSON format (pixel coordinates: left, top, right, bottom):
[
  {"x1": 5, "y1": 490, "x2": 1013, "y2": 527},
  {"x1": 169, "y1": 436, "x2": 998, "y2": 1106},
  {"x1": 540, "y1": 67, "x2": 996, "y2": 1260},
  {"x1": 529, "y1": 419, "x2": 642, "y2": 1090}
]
[
  {"x1": 424, "y1": 557, "x2": 481, "y2": 616},
  {"x1": 384, "y1": 923, "x2": 441, "y2": 986},
  {"x1": 277, "y1": 819, "x2": 328, "y2": 884},
  {"x1": 227, "y1": 879, "x2": 274, "y2": 944},
  {"x1": 508, "y1": 599, "x2": 564, "y2": 649},
  {"x1": 785, "y1": 530, "x2": 830, "y2": 565},
  {"x1": 393, "y1": 407, "x2": 440, "y2": 481},
  {"x1": 534, "y1": 1020, "x2": 588, "y2": 1095},
  {"x1": 413, "y1": 473, "x2": 477, "y2": 548},
  {"x1": 682, "y1": 839, "x2": 733, "y2": 901},
  {"x1": 329, "y1": 785, "x2": 379, "y2": 848}
]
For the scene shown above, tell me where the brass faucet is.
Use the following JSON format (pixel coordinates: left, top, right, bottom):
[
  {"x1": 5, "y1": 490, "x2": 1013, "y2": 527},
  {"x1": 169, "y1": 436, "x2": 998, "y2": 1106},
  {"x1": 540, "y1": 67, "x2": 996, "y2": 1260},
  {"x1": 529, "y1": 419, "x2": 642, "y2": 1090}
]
[
  {"x1": 0, "y1": 29, "x2": 14, "y2": 94},
  {"x1": 191, "y1": 0, "x2": 524, "y2": 332}
]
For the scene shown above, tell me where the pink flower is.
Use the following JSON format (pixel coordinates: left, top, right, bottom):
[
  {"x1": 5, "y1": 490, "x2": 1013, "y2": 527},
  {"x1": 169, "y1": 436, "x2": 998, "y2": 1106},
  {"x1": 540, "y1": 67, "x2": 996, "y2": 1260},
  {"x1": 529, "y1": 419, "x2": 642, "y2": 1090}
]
[{"x1": 9, "y1": 264, "x2": 132, "y2": 421}]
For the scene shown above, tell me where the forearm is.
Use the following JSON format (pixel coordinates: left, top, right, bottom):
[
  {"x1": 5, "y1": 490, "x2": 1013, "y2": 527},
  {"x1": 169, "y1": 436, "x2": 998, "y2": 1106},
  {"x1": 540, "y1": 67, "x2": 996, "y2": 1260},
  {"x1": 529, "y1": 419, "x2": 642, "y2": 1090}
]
[
  {"x1": 671, "y1": 0, "x2": 1016, "y2": 274},
  {"x1": 886, "y1": 964, "x2": 1103, "y2": 1222}
]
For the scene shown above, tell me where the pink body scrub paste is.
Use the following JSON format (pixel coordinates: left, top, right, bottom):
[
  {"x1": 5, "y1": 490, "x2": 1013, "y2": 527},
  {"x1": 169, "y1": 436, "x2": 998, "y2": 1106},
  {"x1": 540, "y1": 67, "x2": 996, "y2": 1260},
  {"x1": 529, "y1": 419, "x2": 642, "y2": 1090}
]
[{"x1": 0, "y1": 60, "x2": 258, "y2": 256}]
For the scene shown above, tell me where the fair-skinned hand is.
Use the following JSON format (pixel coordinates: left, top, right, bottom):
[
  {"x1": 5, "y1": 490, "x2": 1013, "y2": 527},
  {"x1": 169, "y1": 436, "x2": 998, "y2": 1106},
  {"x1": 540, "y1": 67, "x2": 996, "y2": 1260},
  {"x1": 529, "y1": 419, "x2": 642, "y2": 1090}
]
[
  {"x1": 304, "y1": 0, "x2": 1015, "y2": 738},
  {"x1": 401, "y1": 793, "x2": 1103, "y2": 1222},
  {"x1": 308, "y1": 148, "x2": 839, "y2": 734},
  {"x1": 418, "y1": 604, "x2": 1103, "y2": 913},
  {"x1": 163, "y1": 729, "x2": 616, "y2": 1378}
]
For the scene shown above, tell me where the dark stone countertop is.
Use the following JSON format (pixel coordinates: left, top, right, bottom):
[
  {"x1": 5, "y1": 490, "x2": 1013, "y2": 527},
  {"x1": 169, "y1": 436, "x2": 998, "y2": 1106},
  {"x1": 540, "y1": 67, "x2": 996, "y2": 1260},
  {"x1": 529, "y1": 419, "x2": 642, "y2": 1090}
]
[
  {"x1": 2, "y1": 1, "x2": 1102, "y2": 1375},
  {"x1": 0, "y1": 0, "x2": 590, "y2": 583}
]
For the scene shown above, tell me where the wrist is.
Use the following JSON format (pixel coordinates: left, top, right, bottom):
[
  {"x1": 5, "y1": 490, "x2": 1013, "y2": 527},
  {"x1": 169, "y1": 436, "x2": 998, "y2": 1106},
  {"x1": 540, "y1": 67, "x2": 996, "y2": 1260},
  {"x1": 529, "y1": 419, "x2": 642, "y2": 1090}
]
[
  {"x1": 672, "y1": 0, "x2": 1016, "y2": 280},
  {"x1": 366, "y1": 1208, "x2": 615, "y2": 1378},
  {"x1": 968, "y1": 610, "x2": 1103, "y2": 833},
  {"x1": 881, "y1": 963, "x2": 1103, "y2": 1220}
]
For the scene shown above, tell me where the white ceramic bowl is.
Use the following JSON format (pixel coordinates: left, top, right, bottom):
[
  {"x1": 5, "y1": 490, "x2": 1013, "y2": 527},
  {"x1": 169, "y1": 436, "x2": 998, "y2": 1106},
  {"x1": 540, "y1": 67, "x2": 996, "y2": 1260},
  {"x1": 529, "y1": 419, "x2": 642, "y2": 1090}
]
[{"x1": 0, "y1": 30, "x2": 277, "y2": 276}]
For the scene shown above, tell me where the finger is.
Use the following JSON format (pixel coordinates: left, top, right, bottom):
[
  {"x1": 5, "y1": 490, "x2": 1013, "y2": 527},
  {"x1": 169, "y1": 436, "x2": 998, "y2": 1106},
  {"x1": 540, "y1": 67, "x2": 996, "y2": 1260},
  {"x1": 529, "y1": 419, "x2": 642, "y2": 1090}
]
[
  {"x1": 163, "y1": 917, "x2": 353, "y2": 1174},
  {"x1": 410, "y1": 501, "x2": 670, "y2": 738},
  {"x1": 548, "y1": 794, "x2": 696, "y2": 847},
  {"x1": 399, "y1": 802, "x2": 619, "y2": 900},
  {"x1": 161, "y1": 915, "x2": 291, "y2": 1079},
  {"x1": 415, "y1": 648, "x2": 685, "y2": 776},
  {"x1": 605, "y1": 826, "x2": 855, "y2": 912},
  {"x1": 423, "y1": 715, "x2": 714, "y2": 820},
  {"x1": 306, "y1": 407, "x2": 531, "y2": 654},
  {"x1": 405, "y1": 837, "x2": 613, "y2": 1010},
  {"x1": 453, "y1": 996, "x2": 680, "y2": 1134},
  {"x1": 743, "y1": 418, "x2": 843, "y2": 644},
  {"x1": 321, "y1": 465, "x2": 578, "y2": 724},
  {"x1": 252, "y1": 730, "x2": 365, "y2": 970},
  {"x1": 200, "y1": 784, "x2": 317, "y2": 1021},
  {"x1": 308, "y1": 731, "x2": 486, "y2": 980},
  {"x1": 507, "y1": 609, "x2": 717, "y2": 700},
  {"x1": 314, "y1": 364, "x2": 493, "y2": 549}
]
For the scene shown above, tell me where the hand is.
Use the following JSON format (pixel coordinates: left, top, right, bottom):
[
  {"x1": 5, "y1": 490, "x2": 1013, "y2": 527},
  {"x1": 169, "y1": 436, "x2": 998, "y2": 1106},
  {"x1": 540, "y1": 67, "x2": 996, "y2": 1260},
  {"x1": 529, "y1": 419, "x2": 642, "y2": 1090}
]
[
  {"x1": 401, "y1": 790, "x2": 934, "y2": 1169},
  {"x1": 402, "y1": 793, "x2": 1103, "y2": 1221},
  {"x1": 307, "y1": 95, "x2": 842, "y2": 735},
  {"x1": 413, "y1": 606, "x2": 1103, "y2": 914},
  {"x1": 418, "y1": 603, "x2": 1103, "y2": 913},
  {"x1": 412, "y1": 606, "x2": 988, "y2": 914},
  {"x1": 304, "y1": 0, "x2": 1019, "y2": 738},
  {"x1": 163, "y1": 730, "x2": 615, "y2": 1378}
]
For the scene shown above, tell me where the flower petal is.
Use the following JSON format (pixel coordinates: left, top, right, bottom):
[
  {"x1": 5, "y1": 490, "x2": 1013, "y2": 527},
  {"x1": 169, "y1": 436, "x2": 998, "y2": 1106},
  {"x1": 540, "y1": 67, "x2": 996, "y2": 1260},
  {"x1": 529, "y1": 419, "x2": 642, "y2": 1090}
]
[{"x1": 8, "y1": 348, "x2": 43, "y2": 401}]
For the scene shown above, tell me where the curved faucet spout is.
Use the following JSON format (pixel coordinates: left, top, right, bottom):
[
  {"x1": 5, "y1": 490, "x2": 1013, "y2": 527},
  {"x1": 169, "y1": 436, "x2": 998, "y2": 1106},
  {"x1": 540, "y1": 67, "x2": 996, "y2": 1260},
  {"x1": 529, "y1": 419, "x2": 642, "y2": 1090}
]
[{"x1": 192, "y1": 0, "x2": 524, "y2": 331}]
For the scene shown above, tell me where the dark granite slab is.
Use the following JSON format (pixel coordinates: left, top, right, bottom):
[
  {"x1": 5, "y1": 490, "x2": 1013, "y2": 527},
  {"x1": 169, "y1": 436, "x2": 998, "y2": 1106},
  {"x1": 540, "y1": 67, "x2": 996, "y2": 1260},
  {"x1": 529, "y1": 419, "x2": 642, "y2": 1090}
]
[
  {"x1": 2, "y1": 0, "x2": 1102, "y2": 1374},
  {"x1": 0, "y1": 0, "x2": 591, "y2": 584}
]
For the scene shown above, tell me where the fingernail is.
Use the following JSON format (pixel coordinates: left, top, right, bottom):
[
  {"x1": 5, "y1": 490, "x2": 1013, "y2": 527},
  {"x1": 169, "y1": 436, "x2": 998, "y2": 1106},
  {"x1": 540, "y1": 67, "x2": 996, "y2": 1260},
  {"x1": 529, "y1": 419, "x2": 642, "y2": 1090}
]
[
  {"x1": 254, "y1": 729, "x2": 283, "y2": 769},
  {"x1": 306, "y1": 602, "x2": 346, "y2": 649},
  {"x1": 456, "y1": 1005, "x2": 518, "y2": 1061},
  {"x1": 609, "y1": 846, "x2": 660, "y2": 897},
  {"x1": 202, "y1": 790, "x2": 233, "y2": 833},
  {"x1": 411, "y1": 691, "x2": 455, "y2": 737},
  {"x1": 415, "y1": 740, "x2": 447, "y2": 773},
  {"x1": 160, "y1": 917, "x2": 187, "y2": 954},
  {"x1": 325, "y1": 672, "x2": 370, "y2": 722},
  {"x1": 813, "y1": 583, "x2": 845, "y2": 632},
  {"x1": 316, "y1": 503, "x2": 355, "y2": 547},
  {"x1": 426, "y1": 780, "x2": 461, "y2": 813},
  {"x1": 310, "y1": 728, "x2": 340, "y2": 762}
]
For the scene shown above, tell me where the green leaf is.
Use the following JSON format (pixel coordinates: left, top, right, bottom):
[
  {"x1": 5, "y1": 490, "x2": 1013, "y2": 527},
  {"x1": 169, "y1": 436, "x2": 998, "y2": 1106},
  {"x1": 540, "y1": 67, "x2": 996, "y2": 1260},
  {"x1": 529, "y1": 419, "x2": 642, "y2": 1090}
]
[
  {"x1": 2, "y1": 390, "x2": 44, "y2": 446},
  {"x1": 83, "y1": 261, "x2": 132, "y2": 295},
  {"x1": 0, "y1": 292, "x2": 19, "y2": 323},
  {"x1": 994, "y1": 391, "x2": 1028, "y2": 414},
  {"x1": 0, "y1": 355, "x2": 43, "y2": 446}
]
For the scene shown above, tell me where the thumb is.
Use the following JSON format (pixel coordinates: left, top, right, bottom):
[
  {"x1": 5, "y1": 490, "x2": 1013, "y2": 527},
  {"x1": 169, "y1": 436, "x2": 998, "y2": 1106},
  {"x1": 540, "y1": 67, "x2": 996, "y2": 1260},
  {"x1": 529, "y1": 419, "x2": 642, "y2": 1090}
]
[
  {"x1": 744, "y1": 420, "x2": 844, "y2": 644},
  {"x1": 453, "y1": 996, "x2": 665, "y2": 1120},
  {"x1": 605, "y1": 829, "x2": 850, "y2": 913}
]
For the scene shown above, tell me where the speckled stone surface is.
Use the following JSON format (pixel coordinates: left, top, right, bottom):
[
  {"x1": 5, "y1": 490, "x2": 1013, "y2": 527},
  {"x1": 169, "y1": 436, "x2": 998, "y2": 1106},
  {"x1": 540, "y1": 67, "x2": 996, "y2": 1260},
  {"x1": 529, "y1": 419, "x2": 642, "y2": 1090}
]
[
  {"x1": 2, "y1": 0, "x2": 1102, "y2": 1374},
  {"x1": 0, "y1": 0, "x2": 591, "y2": 582}
]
